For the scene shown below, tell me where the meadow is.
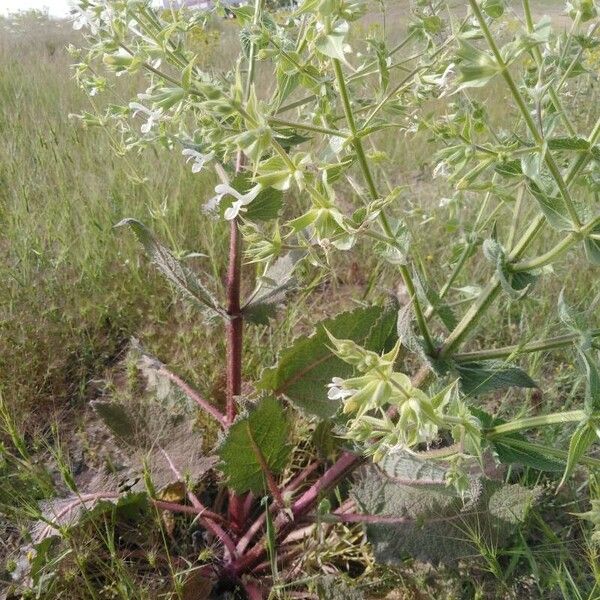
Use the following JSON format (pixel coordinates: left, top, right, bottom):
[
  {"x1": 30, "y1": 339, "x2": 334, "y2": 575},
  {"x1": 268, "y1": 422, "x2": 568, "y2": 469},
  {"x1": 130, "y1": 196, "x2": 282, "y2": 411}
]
[{"x1": 1, "y1": 2, "x2": 600, "y2": 598}]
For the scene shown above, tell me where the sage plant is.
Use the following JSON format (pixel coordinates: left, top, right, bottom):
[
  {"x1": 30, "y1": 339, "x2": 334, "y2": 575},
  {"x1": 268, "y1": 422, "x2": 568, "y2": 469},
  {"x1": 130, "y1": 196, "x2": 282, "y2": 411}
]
[{"x1": 28, "y1": 0, "x2": 600, "y2": 596}]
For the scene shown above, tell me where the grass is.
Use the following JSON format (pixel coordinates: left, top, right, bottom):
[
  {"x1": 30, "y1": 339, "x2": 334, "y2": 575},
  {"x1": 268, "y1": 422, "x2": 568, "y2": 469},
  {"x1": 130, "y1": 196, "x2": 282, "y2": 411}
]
[{"x1": 1, "y1": 4, "x2": 600, "y2": 599}]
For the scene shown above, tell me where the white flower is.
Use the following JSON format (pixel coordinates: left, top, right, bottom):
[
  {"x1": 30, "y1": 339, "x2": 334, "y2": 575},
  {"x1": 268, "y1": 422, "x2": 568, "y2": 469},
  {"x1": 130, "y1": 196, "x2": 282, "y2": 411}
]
[
  {"x1": 128, "y1": 102, "x2": 162, "y2": 134},
  {"x1": 182, "y1": 148, "x2": 214, "y2": 174},
  {"x1": 71, "y1": 9, "x2": 97, "y2": 34},
  {"x1": 327, "y1": 377, "x2": 355, "y2": 401},
  {"x1": 210, "y1": 183, "x2": 262, "y2": 221}
]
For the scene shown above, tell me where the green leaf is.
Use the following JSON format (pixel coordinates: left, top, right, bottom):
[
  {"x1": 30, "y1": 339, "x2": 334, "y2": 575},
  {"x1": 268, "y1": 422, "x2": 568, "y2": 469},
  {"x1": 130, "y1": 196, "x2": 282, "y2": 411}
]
[
  {"x1": 351, "y1": 465, "x2": 540, "y2": 565},
  {"x1": 226, "y1": 175, "x2": 283, "y2": 222},
  {"x1": 495, "y1": 159, "x2": 522, "y2": 178},
  {"x1": 243, "y1": 251, "x2": 302, "y2": 325},
  {"x1": 483, "y1": 238, "x2": 537, "y2": 299},
  {"x1": 491, "y1": 436, "x2": 566, "y2": 472},
  {"x1": 116, "y1": 219, "x2": 221, "y2": 316},
  {"x1": 259, "y1": 305, "x2": 397, "y2": 418},
  {"x1": 577, "y1": 349, "x2": 600, "y2": 414},
  {"x1": 482, "y1": 0, "x2": 505, "y2": 18},
  {"x1": 412, "y1": 267, "x2": 457, "y2": 330},
  {"x1": 560, "y1": 422, "x2": 596, "y2": 487},
  {"x1": 547, "y1": 136, "x2": 590, "y2": 151},
  {"x1": 218, "y1": 396, "x2": 291, "y2": 494},
  {"x1": 455, "y1": 39, "x2": 501, "y2": 91},
  {"x1": 474, "y1": 408, "x2": 565, "y2": 471},
  {"x1": 526, "y1": 181, "x2": 573, "y2": 231},
  {"x1": 454, "y1": 359, "x2": 537, "y2": 396},
  {"x1": 254, "y1": 155, "x2": 295, "y2": 191},
  {"x1": 315, "y1": 21, "x2": 349, "y2": 62},
  {"x1": 584, "y1": 223, "x2": 600, "y2": 265}
]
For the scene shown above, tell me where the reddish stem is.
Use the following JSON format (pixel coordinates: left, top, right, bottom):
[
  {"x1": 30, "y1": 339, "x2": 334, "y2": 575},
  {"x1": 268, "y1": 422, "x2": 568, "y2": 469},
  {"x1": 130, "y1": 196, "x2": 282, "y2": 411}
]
[
  {"x1": 225, "y1": 174, "x2": 248, "y2": 530},
  {"x1": 236, "y1": 461, "x2": 322, "y2": 555},
  {"x1": 153, "y1": 499, "x2": 237, "y2": 559},
  {"x1": 290, "y1": 451, "x2": 362, "y2": 518},
  {"x1": 232, "y1": 451, "x2": 363, "y2": 575},
  {"x1": 159, "y1": 365, "x2": 226, "y2": 428},
  {"x1": 242, "y1": 579, "x2": 265, "y2": 600},
  {"x1": 226, "y1": 219, "x2": 243, "y2": 425},
  {"x1": 282, "y1": 460, "x2": 321, "y2": 494}
]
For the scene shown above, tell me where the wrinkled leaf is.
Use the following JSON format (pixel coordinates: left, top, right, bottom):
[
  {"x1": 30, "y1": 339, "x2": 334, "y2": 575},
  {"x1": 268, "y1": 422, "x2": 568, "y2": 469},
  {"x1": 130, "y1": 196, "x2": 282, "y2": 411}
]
[
  {"x1": 219, "y1": 397, "x2": 290, "y2": 494},
  {"x1": 92, "y1": 342, "x2": 217, "y2": 491},
  {"x1": 351, "y1": 464, "x2": 539, "y2": 564},
  {"x1": 259, "y1": 305, "x2": 397, "y2": 418}
]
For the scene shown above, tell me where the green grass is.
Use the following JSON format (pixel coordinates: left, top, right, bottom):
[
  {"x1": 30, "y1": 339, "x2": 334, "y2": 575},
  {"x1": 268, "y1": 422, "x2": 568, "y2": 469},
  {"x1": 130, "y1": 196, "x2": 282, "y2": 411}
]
[{"x1": 1, "y1": 5, "x2": 600, "y2": 599}]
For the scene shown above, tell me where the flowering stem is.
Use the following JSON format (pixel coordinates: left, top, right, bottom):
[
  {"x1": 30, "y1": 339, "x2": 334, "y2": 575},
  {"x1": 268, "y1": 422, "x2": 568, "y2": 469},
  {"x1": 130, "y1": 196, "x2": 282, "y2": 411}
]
[
  {"x1": 454, "y1": 329, "x2": 600, "y2": 362},
  {"x1": 467, "y1": 0, "x2": 581, "y2": 228},
  {"x1": 331, "y1": 57, "x2": 436, "y2": 356},
  {"x1": 485, "y1": 410, "x2": 587, "y2": 437},
  {"x1": 521, "y1": 0, "x2": 577, "y2": 136},
  {"x1": 226, "y1": 0, "x2": 264, "y2": 532}
]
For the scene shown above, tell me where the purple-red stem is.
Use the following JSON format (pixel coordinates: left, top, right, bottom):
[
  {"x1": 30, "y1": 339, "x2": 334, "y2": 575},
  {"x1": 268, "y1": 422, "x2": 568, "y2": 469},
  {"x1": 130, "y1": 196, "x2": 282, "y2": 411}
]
[
  {"x1": 232, "y1": 451, "x2": 363, "y2": 575},
  {"x1": 159, "y1": 366, "x2": 227, "y2": 428},
  {"x1": 290, "y1": 451, "x2": 362, "y2": 518},
  {"x1": 225, "y1": 150, "x2": 248, "y2": 530},
  {"x1": 153, "y1": 499, "x2": 237, "y2": 559},
  {"x1": 226, "y1": 219, "x2": 243, "y2": 425}
]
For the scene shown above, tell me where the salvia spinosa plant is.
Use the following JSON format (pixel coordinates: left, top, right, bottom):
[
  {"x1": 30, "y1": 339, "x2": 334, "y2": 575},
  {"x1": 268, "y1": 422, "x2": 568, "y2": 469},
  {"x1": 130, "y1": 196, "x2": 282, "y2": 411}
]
[{"x1": 22, "y1": 0, "x2": 600, "y2": 596}]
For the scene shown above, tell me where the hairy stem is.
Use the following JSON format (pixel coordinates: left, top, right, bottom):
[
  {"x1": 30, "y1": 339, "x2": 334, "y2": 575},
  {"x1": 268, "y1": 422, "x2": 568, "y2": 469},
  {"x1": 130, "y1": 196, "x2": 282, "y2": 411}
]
[
  {"x1": 467, "y1": 0, "x2": 581, "y2": 227},
  {"x1": 485, "y1": 410, "x2": 587, "y2": 437},
  {"x1": 158, "y1": 365, "x2": 226, "y2": 428},
  {"x1": 226, "y1": 221, "x2": 243, "y2": 425},
  {"x1": 331, "y1": 57, "x2": 436, "y2": 355},
  {"x1": 454, "y1": 329, "x2": 600, "y2": 362},
  {"x1": 226, "y1": 0, "x2": 264, "y2": 532}
]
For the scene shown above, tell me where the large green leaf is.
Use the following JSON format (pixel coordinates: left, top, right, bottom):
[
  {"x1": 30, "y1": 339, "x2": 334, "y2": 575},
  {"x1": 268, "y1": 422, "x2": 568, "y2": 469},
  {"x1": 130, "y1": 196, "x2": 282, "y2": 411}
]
[
  {"x1": 258, "y1": 305, "x2": 397, "y2": 418},
  {"x1": 351, "y1": 462, "x2": 540, "y2": 565},
  {"x1": 218, "y1": 396, "x2": 291, "y2": 494},
  {"x1": 454, "y1": 359, "x2": 537, "y2": 396}
]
